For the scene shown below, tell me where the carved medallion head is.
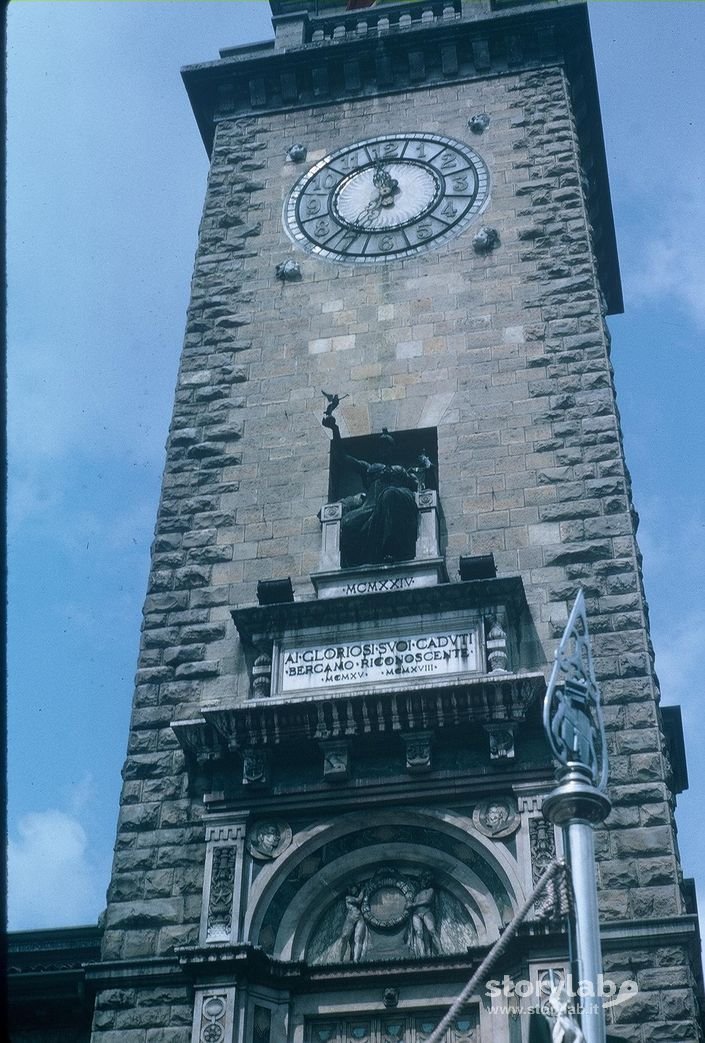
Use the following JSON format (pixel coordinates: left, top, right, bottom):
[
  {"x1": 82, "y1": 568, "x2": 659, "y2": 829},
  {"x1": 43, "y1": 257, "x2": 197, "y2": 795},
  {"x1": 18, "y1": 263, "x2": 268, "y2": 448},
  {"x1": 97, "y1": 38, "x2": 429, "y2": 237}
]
[
  {"x1": 473, "y1": 797, "x2": 520, "y2": 839},
  {"x1": 247, "y1": 819, "x2": 293, "y2": 860}
]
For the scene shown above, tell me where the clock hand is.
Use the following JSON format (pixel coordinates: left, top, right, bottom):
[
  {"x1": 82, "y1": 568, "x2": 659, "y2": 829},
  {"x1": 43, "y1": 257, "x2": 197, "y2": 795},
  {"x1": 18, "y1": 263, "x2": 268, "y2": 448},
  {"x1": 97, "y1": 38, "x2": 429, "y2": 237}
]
[
  {"x1": 352, "y1": 194, "x2": 383, "y2": 227},
  {"x1": 372, "y1": 160, "x2": 400, "y2": 208}
]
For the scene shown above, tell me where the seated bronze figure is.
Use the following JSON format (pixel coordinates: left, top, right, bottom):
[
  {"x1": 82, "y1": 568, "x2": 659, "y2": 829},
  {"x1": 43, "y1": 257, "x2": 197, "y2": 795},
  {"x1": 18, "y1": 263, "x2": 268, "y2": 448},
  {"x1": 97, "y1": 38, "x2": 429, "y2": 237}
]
[{"x1": 323, "y1": 416, "x2": 418, "y2": 567}]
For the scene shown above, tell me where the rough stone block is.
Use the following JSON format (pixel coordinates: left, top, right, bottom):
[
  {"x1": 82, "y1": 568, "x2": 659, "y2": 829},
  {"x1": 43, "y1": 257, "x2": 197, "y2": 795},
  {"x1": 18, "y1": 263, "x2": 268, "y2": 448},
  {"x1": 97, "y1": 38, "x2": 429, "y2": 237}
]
[
  {"x1": 637, "y1": 858, "x2": 679, "y2": 887},
  {"x1": 613, "y1": 827, "x2": 673, "y2": 858},
  {"x1": 174, "y1": 660, "x2": 219, "y2": 679},
  {"x1": 91, "y1": 1032, "x2": 146, "y2": 1043},
  {"x1": 119, "y1": 803, "x2": 161, "y2": 832},
  {"x1": 96, "y1": 989, "x2": 136, "y2": 1010},
  {"x1": 145, "y1": 1030, "x2": 190, "y2": 1043},
  {"x1": 106, "y1": 899, "x2": 183, "y2": 929},
  {"x1": 122, "y1": 754, "x2": 174, "y2": 781},
  {"x1": 611, "y1": 992, "x2": 661, "y2": 1024}
]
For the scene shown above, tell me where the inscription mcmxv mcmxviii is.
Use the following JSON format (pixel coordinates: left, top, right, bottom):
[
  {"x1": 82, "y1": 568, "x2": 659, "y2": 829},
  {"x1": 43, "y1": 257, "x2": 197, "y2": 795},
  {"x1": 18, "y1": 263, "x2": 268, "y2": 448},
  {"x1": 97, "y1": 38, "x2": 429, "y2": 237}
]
[{"x1": 282, "y1": 628, "x2": 478, "y2": 693}]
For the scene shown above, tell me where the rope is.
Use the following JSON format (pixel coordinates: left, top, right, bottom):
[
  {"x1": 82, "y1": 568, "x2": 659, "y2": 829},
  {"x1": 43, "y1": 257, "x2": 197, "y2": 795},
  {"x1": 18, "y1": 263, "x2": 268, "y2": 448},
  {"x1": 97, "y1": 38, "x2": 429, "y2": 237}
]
[{"x1": 424, "y1": 859, "x2": 566, "y2": 1043}]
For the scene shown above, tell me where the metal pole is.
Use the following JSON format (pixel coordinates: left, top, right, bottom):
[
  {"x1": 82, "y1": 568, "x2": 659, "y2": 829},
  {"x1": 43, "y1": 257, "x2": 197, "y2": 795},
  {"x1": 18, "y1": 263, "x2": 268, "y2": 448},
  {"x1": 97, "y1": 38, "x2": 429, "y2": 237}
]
[
  {"x1": 543, "y1": 768, "x2": 610, "y2": 1043},
  {"x1": 565, "y1": 821, "x2": 606, "y2": 1043},
  {"x1": 543, "y1": 592, "x2": 611, "y2": 1043}
]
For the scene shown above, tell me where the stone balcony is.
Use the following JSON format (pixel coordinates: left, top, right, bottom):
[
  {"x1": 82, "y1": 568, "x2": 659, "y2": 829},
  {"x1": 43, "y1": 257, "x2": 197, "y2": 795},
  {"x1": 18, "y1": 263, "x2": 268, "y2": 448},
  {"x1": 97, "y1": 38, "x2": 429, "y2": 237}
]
[{"x1": 171, "y1": 575, "x2": 546, "y2": 781}]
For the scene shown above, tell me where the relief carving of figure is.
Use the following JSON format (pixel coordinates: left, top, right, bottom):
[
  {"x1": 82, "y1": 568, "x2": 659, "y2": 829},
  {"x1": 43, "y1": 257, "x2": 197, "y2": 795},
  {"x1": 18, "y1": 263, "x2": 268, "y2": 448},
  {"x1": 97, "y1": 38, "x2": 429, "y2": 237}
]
[
  {"x1": 323, "y1": 415, "x2": 418, "y2": 567},
  {"x1": 407, "y1": 874, "x2": 442, "y2": 958},
  {"x1": 340, "y1": 885, "x2": 367, "y2": 962},
  {"x1": 309, "y1": 866, "x2": 477, "y2": 966}
]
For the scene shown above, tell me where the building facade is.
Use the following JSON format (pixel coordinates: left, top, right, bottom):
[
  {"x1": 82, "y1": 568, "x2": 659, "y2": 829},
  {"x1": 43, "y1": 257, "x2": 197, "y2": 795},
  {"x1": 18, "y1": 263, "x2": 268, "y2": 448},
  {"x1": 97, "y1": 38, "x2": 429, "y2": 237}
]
[{"x1": 9, "y1": 2, "x2": 702, "y2": 1042}]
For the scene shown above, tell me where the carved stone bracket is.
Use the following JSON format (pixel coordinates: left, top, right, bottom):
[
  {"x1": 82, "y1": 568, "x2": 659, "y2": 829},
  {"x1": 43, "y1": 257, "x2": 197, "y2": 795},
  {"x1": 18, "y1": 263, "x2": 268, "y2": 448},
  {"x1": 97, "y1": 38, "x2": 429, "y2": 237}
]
[
  {"x1": 320, "y1": 739, "x2": 350, "y2": 782},
  {"x1": 242, "y1": 748, "x2": 270, "y2": 787},
  {"x1": 484, "y1": 722, "x2": 516, "y2": 761},
  {"x1": 171, "y1": 717, "x2": 226, "y2": 768},
  {"x1": 402, "y1": 730, "x2": 433, "y2": 774}
]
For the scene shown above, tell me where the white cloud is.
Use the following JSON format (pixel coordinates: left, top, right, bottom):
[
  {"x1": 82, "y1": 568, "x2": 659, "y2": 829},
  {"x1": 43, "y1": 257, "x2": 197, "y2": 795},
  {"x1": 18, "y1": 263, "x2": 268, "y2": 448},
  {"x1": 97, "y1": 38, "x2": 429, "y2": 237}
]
[
  {"x1": 623, "y1": 181, "x2": 705, "y2": 332},
  {"x1": 8, "y1": 807, "x2": 110, "y2": 930}
]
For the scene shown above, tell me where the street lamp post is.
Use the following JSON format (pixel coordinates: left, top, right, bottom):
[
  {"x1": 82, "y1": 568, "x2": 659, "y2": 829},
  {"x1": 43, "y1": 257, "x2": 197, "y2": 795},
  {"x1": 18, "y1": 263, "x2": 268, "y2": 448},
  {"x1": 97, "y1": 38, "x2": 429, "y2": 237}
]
[{"x1": 543, "y1": 590, "x2": 612, "y2": 1043}]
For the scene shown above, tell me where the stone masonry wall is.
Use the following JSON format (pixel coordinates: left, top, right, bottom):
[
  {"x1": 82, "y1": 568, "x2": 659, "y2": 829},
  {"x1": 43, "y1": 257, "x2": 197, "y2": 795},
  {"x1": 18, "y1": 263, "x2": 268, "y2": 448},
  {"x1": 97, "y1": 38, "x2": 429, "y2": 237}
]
[{"x1": 94, "y1": 64, "x2": 696, "y2": 1042}]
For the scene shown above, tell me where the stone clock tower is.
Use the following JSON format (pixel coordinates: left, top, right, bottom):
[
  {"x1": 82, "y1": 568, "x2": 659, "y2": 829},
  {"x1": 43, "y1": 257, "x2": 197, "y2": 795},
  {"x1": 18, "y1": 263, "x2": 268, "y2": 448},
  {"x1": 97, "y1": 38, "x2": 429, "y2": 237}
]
[{"x1": 87, "y1": 3, "x2": 702, "y2": 1043}]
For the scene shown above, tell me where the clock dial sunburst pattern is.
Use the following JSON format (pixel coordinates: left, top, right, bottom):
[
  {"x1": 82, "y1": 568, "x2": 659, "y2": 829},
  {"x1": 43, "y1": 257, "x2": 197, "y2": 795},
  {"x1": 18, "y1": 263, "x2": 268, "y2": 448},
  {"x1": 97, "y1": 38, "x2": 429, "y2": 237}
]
[
  {"x1": 284, "y1": 133, "x2": 490, "y2": 263},
  {"x1": 332, "y1": 162, "x2": 441, "y2": 232}
]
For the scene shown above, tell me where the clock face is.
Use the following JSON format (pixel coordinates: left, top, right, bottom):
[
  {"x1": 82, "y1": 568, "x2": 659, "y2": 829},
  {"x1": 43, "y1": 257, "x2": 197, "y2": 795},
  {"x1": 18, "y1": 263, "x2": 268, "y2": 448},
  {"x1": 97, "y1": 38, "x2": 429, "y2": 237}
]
[{"x1": 284, "y1": 133, "x2": 490, "y2": 263}]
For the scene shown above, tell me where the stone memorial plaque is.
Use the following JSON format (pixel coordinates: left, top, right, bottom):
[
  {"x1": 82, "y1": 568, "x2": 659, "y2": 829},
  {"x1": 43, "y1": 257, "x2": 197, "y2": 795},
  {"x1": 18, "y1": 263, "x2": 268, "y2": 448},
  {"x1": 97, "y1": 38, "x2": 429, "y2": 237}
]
[{"x1": 280, "y1": 627, "x2": 479, "y2": 694}]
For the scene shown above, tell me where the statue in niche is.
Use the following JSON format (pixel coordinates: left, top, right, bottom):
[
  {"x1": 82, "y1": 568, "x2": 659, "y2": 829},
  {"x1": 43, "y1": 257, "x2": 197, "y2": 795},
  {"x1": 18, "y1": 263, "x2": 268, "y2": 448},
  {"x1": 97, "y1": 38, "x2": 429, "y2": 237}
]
[
  {"x1": 407, "y1": 874, "x2": 442, "y2": 958},
  {"x1": 340, "y1": 885, "x2": 367, "y2": 962},
  {"x1": 322, "y1": 414, "x2": 419, "y2": 566}
]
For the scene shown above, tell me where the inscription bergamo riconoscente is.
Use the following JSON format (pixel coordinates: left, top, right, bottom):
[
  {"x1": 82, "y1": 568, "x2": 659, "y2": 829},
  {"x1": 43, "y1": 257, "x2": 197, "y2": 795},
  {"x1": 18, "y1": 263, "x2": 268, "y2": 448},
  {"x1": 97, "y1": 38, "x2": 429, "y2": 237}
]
[{"x1": 281, "y1": 629, "x2": 478, "y2": 692}]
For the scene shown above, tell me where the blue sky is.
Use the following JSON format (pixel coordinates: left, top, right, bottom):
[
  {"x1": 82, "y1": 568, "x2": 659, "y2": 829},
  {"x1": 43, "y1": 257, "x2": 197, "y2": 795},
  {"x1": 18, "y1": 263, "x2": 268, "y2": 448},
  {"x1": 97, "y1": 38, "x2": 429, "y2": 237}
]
[{"x1": 7, "y1": 1, "x2": 705, "y2": 930}]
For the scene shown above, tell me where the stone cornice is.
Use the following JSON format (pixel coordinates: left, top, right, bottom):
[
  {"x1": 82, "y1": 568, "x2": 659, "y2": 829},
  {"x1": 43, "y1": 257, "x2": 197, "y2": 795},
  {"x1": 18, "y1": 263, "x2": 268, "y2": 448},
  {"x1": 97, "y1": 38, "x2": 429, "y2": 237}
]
[
  {"x1": 231, "y1": 575, "x2": 529, "y2": 644},
  {"x1": 184, "y1": 4, "x2": 580, "y2": 140},
  {"x1": 200, "y1": 762, "x2": 555, "y2": 816},
  {"x1": 173, "y1": 669, "x2": 545, "y2": 760},
  {"x1": 82, "y1": 956, "x2": 185, "y2": 991},
  {"x1": 7, "y1": 925, "x2": 103, "y2": 976},
  {"x1": 600, "y1": 914, "x2": 703, "y2": 953},
  {"x1": 175, "y1": 928, "x2": 571, "y2": 987},
  {"x1": 176, "y1": 939, "x2": 488, "y2": 985},
  {"x1": 12, "y1": 916, "x2": 700, "y2": 997}
]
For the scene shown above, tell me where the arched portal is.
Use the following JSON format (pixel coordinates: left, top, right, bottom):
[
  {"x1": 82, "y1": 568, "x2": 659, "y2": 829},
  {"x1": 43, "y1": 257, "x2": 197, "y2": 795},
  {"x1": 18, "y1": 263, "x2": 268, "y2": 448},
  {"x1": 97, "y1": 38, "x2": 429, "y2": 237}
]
[{"x1": 244, "y1": 808, "x2": 525, "y2": 964}]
